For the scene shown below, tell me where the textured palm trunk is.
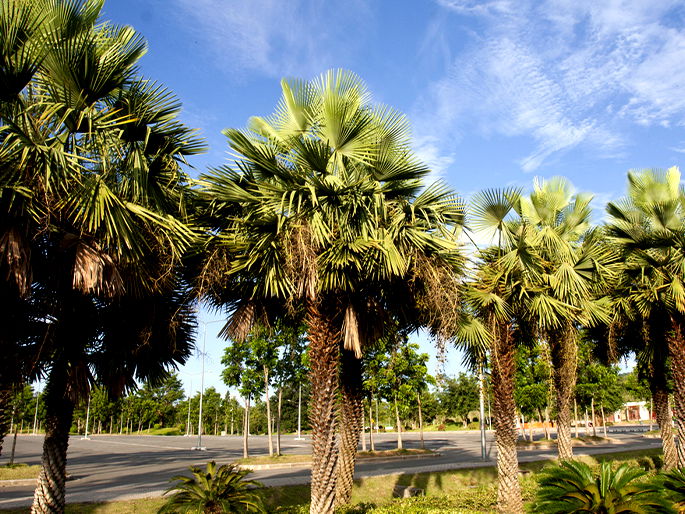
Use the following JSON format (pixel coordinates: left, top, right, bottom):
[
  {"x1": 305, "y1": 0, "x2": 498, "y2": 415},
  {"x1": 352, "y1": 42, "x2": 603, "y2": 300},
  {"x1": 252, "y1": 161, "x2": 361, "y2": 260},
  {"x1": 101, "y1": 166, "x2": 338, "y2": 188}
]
[
  {"x1": 0, "y1": 388, "x2": 12, "y2": 459},
  {"x1": 653, "y1": 388, "x2": 677, "y2": 470},
  {"x1": 491, "y1": 321, "x2": 523, "y2": 514},
  {"x1": 549, "y1": 325, "x2": 577, "y2": 461},
  {"x1": 307, "y1": 301, "x2": 341, "y2": 514},
  {"x1": 31, "y1": 367, "x2": 75, "y2": 514},
  {"x1": 335, "y1": 349, "x2": 363, "y2": 508},
  {"x1": 669, "y1": 317, "x2": 685, "y2": 468}
]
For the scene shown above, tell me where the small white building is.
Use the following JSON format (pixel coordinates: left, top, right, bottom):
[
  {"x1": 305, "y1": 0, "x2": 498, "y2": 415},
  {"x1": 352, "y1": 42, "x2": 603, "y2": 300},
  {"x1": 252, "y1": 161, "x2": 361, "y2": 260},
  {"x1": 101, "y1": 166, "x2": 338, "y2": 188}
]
[{"x1": 608, "y1": 401, "x2": 652, "y2": 423}]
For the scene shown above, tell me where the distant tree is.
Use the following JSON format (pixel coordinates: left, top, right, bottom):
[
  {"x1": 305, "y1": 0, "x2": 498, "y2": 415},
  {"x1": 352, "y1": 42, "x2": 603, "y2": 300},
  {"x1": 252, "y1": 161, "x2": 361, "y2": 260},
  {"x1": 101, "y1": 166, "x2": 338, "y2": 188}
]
[
  {"x1": 515, "y1": 342, "x2": 551, "y2": 427},
  {"x1": 439, "y1": 373, "x2": 479, "y2": 427},
  {"x1": 222, "y1": 335, "x2": 265, "y2": 458}
]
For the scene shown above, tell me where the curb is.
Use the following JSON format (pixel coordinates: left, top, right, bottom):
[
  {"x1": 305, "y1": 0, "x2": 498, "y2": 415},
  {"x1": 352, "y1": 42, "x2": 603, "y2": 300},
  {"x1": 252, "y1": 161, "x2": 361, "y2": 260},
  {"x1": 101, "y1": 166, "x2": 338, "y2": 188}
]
[{"x1": 0, "y1": 478, "x2": 36, "y2": 487}]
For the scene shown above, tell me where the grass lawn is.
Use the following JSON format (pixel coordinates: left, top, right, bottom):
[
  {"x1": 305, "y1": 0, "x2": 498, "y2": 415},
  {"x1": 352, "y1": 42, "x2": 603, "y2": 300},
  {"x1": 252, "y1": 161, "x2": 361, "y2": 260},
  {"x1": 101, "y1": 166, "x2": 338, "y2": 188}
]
[
  {"x1": 4, "y1": 448, "x2": 663, "y2": 513},
  {"x1": 238, "y1": 449, "x2": 435, "y2": 466},
  {"x1": 0, "y1": 464, "x2": 41, "y2": 481}
]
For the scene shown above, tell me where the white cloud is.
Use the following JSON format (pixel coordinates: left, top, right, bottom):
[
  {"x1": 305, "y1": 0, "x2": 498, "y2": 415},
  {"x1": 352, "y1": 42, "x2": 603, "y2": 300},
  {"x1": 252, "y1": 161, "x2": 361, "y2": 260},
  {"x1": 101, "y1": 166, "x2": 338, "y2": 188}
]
[
  {"x1": 172, "y1": 0, "x2": 370, "y2": 79},
  {"x1": 413, "y1": 135, "x2": 456, "y2": 181},
  {"x1": 417, "y1": 0, "x2": 685, "y2": 172}
]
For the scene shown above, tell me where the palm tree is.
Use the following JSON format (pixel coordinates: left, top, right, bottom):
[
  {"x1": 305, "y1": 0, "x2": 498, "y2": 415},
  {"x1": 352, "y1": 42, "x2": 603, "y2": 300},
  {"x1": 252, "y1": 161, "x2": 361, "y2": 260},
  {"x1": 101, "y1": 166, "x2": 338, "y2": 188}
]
[
  {"x1": 197, "y1": 70, "x2": 464, "y2": 513},
  {"x1": 465, "y1": 187, "x2": 543, "y2": 513},
  {"x1": 606, "y1": 167, "x2": 685, "y2": 469},
  {"x1": 1, "y1": 1, "x2": 204, "y2": 510},
  {"x1": 512, "y1": 178, "x2": 614, "y2": 461},
  {"x1": 531, "y1": 460, "x2": 673, "y2": 513},
  {"x1": 159, "y1": 461, "x2": 266, "y2": 513}
]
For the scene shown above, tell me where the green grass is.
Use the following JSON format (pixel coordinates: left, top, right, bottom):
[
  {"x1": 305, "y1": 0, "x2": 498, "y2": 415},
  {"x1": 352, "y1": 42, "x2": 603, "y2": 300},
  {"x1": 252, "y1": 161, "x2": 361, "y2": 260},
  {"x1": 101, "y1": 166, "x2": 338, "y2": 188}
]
[
  {"x1": 237, "y1": 449, "x2": 434, "y2": 466},
  {"x1": 0, "y1": 463, "x2": 41, "y2": 481}
]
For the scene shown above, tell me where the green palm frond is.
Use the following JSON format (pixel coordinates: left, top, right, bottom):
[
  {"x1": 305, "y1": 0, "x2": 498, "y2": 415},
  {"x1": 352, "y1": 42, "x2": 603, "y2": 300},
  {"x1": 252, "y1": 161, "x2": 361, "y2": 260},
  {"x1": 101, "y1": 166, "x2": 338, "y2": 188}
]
[
  {"x1": 531, "y1": 461, "x2": 674, "y2": 513},
  {"x1": 159, "y1": 461, "x2": 266, "y2": 514}
]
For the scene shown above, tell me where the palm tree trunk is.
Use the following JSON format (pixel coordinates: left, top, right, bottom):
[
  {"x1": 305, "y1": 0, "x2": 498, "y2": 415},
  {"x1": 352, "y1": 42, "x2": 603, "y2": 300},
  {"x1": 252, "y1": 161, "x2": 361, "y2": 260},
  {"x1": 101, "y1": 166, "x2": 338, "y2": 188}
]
[
  {"x1": 336, "y1": 349, "x2": 363, "y2": 508},
  {"x1": 306, "y1": 301, "x2": 340, "y2": 514},
  {"x1": 31, "y1": 366, "x2": 75, "y2": 514},
  {"x1": 600, "y1": 405, "x2": 607, "y2": 439},
  {"x1": 549, "y1": 325, "x2": 577, "y2": 461},
  {"x1": 653, "y1": 386, "x2": 677, "y2": 470},
  {"x1": 668, "y1": 317, "x2": 685, "y2": 468},
  {"x1": 264, "y1": 366, "x2": 273, "y2": 457},
  {"x1": 491, "y1": 321, "x2": 523, "y2": 514}
]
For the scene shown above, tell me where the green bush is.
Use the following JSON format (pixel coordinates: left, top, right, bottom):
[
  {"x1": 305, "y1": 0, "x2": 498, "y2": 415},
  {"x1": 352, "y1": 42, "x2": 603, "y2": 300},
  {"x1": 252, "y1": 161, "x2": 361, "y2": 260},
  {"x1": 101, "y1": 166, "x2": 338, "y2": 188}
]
[
  {"x1": 530, "y1": 460, "x2": 674, "y2": 513},
  {"x1": 158, "y1": 461, "x2": 266, "y2": 513},
  {"x1": 662, "y1": 467, "x2": 685, "y2": 511}
]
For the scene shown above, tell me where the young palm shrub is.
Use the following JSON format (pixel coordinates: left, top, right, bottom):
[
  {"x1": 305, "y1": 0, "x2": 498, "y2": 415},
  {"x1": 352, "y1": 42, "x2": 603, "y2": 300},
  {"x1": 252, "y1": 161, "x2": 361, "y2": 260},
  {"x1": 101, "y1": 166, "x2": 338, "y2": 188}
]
[
  {"x1": 159, "y1": 461, "x2": 266, "y2": 514},
  {"x1": 663, "y1": 468, "x2": 685, "y2": 511},
  {"x1": 531, "y1": 460, "x2": 674, "y2": 513}
]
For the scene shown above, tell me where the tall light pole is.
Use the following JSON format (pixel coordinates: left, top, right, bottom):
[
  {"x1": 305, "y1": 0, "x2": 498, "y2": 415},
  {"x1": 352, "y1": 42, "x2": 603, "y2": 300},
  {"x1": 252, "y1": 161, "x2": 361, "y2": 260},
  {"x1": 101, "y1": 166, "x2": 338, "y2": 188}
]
[
  {"x1": 478, "y1": 364, "x2": 487, "y2": 461},
  {"x1": 81, "y1": 394, "x2": 91, "y2": 440},
  {"x1": 185, "y1": 380, "x2": 192, "y2": 437},
  {"x1": 32, "y1": 387, "x2": 40, "y2": 435},
  {"x1": 191, "y1": 319, "x2": 222, "y2": 451}
]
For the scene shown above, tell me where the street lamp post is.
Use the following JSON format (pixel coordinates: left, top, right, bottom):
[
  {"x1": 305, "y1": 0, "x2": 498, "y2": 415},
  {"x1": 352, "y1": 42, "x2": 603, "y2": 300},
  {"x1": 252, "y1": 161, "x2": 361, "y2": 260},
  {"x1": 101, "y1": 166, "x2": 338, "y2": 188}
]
[
  {"x1": 32, "y1": 389, "x2": 40, "y2": 435},
  {"x1": 81, "y1": 394, "x2": 91, "y2": 440},
  {"x1": 478, "y1": 365, "x2": 487, "y2": 461},
  {"x1": 191, "y1": 319, "x2": 223, "y2": 451}
]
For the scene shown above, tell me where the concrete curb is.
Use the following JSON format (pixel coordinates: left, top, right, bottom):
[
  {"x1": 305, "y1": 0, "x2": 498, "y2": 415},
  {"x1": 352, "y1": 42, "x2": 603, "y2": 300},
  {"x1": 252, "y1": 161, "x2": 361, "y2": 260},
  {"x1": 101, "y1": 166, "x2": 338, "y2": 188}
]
[
  {"x1": 238, "y1": 452, "x2": 440, "y2": 471},
  {"x1": 0, "y1": 478, "x2": 36, "y2": 487}
]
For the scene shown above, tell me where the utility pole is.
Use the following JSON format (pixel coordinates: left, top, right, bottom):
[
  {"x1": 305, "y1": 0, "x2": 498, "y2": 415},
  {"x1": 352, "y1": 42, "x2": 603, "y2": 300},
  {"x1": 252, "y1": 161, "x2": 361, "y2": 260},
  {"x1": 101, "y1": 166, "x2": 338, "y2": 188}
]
[
  {"x1": 81, "y1": 394, "x2": 91, "y2": 440},
  {"x1": 295, "y1": 383, "x2": 304, "y2": 440},
  {"x1": 192, "y1": 323, "x2": 208, "y2": 451},
  {"x1": 32, "y1": 389, "x2": 40, "y2": 435},
  {"x1": 478, "y1": 365, "x2": 487, "y2": 460}
]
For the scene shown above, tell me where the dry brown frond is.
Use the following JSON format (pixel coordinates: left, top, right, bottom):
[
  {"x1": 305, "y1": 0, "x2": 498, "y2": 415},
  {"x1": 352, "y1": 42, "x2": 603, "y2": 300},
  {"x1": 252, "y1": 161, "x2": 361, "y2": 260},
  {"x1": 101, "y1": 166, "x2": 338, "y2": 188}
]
[
  {"x1": 342, "y1": 304, "x2": 362, "y2": 358},
  {"x1": 0, "y1": 227, "x2": 31, "y2": 296},
  {"x1": 284, "y1": 222, "x2": 317, "y2": 305},
  {"x1": 196, "y1": 243, "x2": 233, "y2": 299},
  {"x1": 72, "y1": 241, "x2": 123, "y2": 297},
  {"x1": 411, "y1": 253, "x2": 462, "y2": 341},
  {"x1": 219, "y1": 301, "x2": 265, "y2": 342}
]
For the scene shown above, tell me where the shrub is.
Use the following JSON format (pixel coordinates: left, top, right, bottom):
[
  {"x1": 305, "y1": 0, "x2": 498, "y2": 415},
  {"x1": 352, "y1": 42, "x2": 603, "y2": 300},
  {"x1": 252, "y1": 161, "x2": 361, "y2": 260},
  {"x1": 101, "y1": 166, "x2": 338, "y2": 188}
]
[
  {"x1": 663, "y1": 467, "x2": 685, "y2": 511},
  {"x1": 530, "y1": 460, "x2": 674, "y2": 513},
  {"x1": 158, "y1": 461, "x2": 266, "y2": 513}
]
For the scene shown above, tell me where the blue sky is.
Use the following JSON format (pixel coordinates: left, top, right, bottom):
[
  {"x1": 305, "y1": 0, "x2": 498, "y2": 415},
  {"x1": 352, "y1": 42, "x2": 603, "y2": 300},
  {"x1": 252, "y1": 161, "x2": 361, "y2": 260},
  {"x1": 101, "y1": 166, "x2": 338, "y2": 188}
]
[{"x1": 100, "y1": 0, "x2": 685, "y2": 397}]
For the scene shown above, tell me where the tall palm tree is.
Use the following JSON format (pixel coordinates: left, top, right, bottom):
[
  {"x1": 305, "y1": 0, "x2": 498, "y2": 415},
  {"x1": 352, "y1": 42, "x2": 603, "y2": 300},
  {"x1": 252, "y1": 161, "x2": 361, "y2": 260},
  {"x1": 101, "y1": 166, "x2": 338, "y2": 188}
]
[
  {"x1": 606, "y1": 167, "x2": 685, "y2": 469},
  {"x1": 465, "y1": 188, "x2": 541, "y2": 514},
  {"x1": 197, "y1": 70, "x2": 464, "y2": 513},
  {"x1": 511, "y1": 178, "x2": 614, "y2": 461},
  {"x1": 1, "y1": 1, "x2": 204, "y2": 510}
]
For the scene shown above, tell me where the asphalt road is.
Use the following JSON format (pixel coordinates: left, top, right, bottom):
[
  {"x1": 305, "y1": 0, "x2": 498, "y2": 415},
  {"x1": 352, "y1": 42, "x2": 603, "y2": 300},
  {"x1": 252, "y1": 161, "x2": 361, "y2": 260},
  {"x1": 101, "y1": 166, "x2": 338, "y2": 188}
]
[{"x1": 0, "y1": 428, "x2": 662, "y2": 509}]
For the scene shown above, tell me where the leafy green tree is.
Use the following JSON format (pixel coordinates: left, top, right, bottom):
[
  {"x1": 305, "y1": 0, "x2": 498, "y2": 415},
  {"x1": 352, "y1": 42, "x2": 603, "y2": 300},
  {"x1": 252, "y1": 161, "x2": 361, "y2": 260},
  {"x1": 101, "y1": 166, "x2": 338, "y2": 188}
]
[
  {"x1": 515, "y1": 342, "x2": 551, "y2": 431},
  {"x1": 221, "y1": 333, "x2": 265, "y2": 458},
  {"x1": 439, "y1": 373, "x2": 479, "y2": 427},
  {"x1": 199, "y1": 70, "x2": 464, "y2": 513}
]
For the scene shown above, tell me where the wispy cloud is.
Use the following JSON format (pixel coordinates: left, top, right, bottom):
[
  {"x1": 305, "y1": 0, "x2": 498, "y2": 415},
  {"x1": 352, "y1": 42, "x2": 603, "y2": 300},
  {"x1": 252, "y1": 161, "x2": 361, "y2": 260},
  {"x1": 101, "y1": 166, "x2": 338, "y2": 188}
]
[
  {"x1": 172, "y1": 0, "x2": 370, "y2": 79},
  {"x1": 416, "y1": 0, "x2": 685, "y2": 172}
]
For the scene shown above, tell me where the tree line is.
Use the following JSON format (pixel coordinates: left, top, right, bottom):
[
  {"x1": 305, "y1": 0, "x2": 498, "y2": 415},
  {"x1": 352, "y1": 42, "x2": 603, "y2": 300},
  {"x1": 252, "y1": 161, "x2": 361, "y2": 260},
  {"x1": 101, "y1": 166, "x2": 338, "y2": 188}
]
[{"x1": 2, "y1": 1, "x2": 685, "y2": 513}]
